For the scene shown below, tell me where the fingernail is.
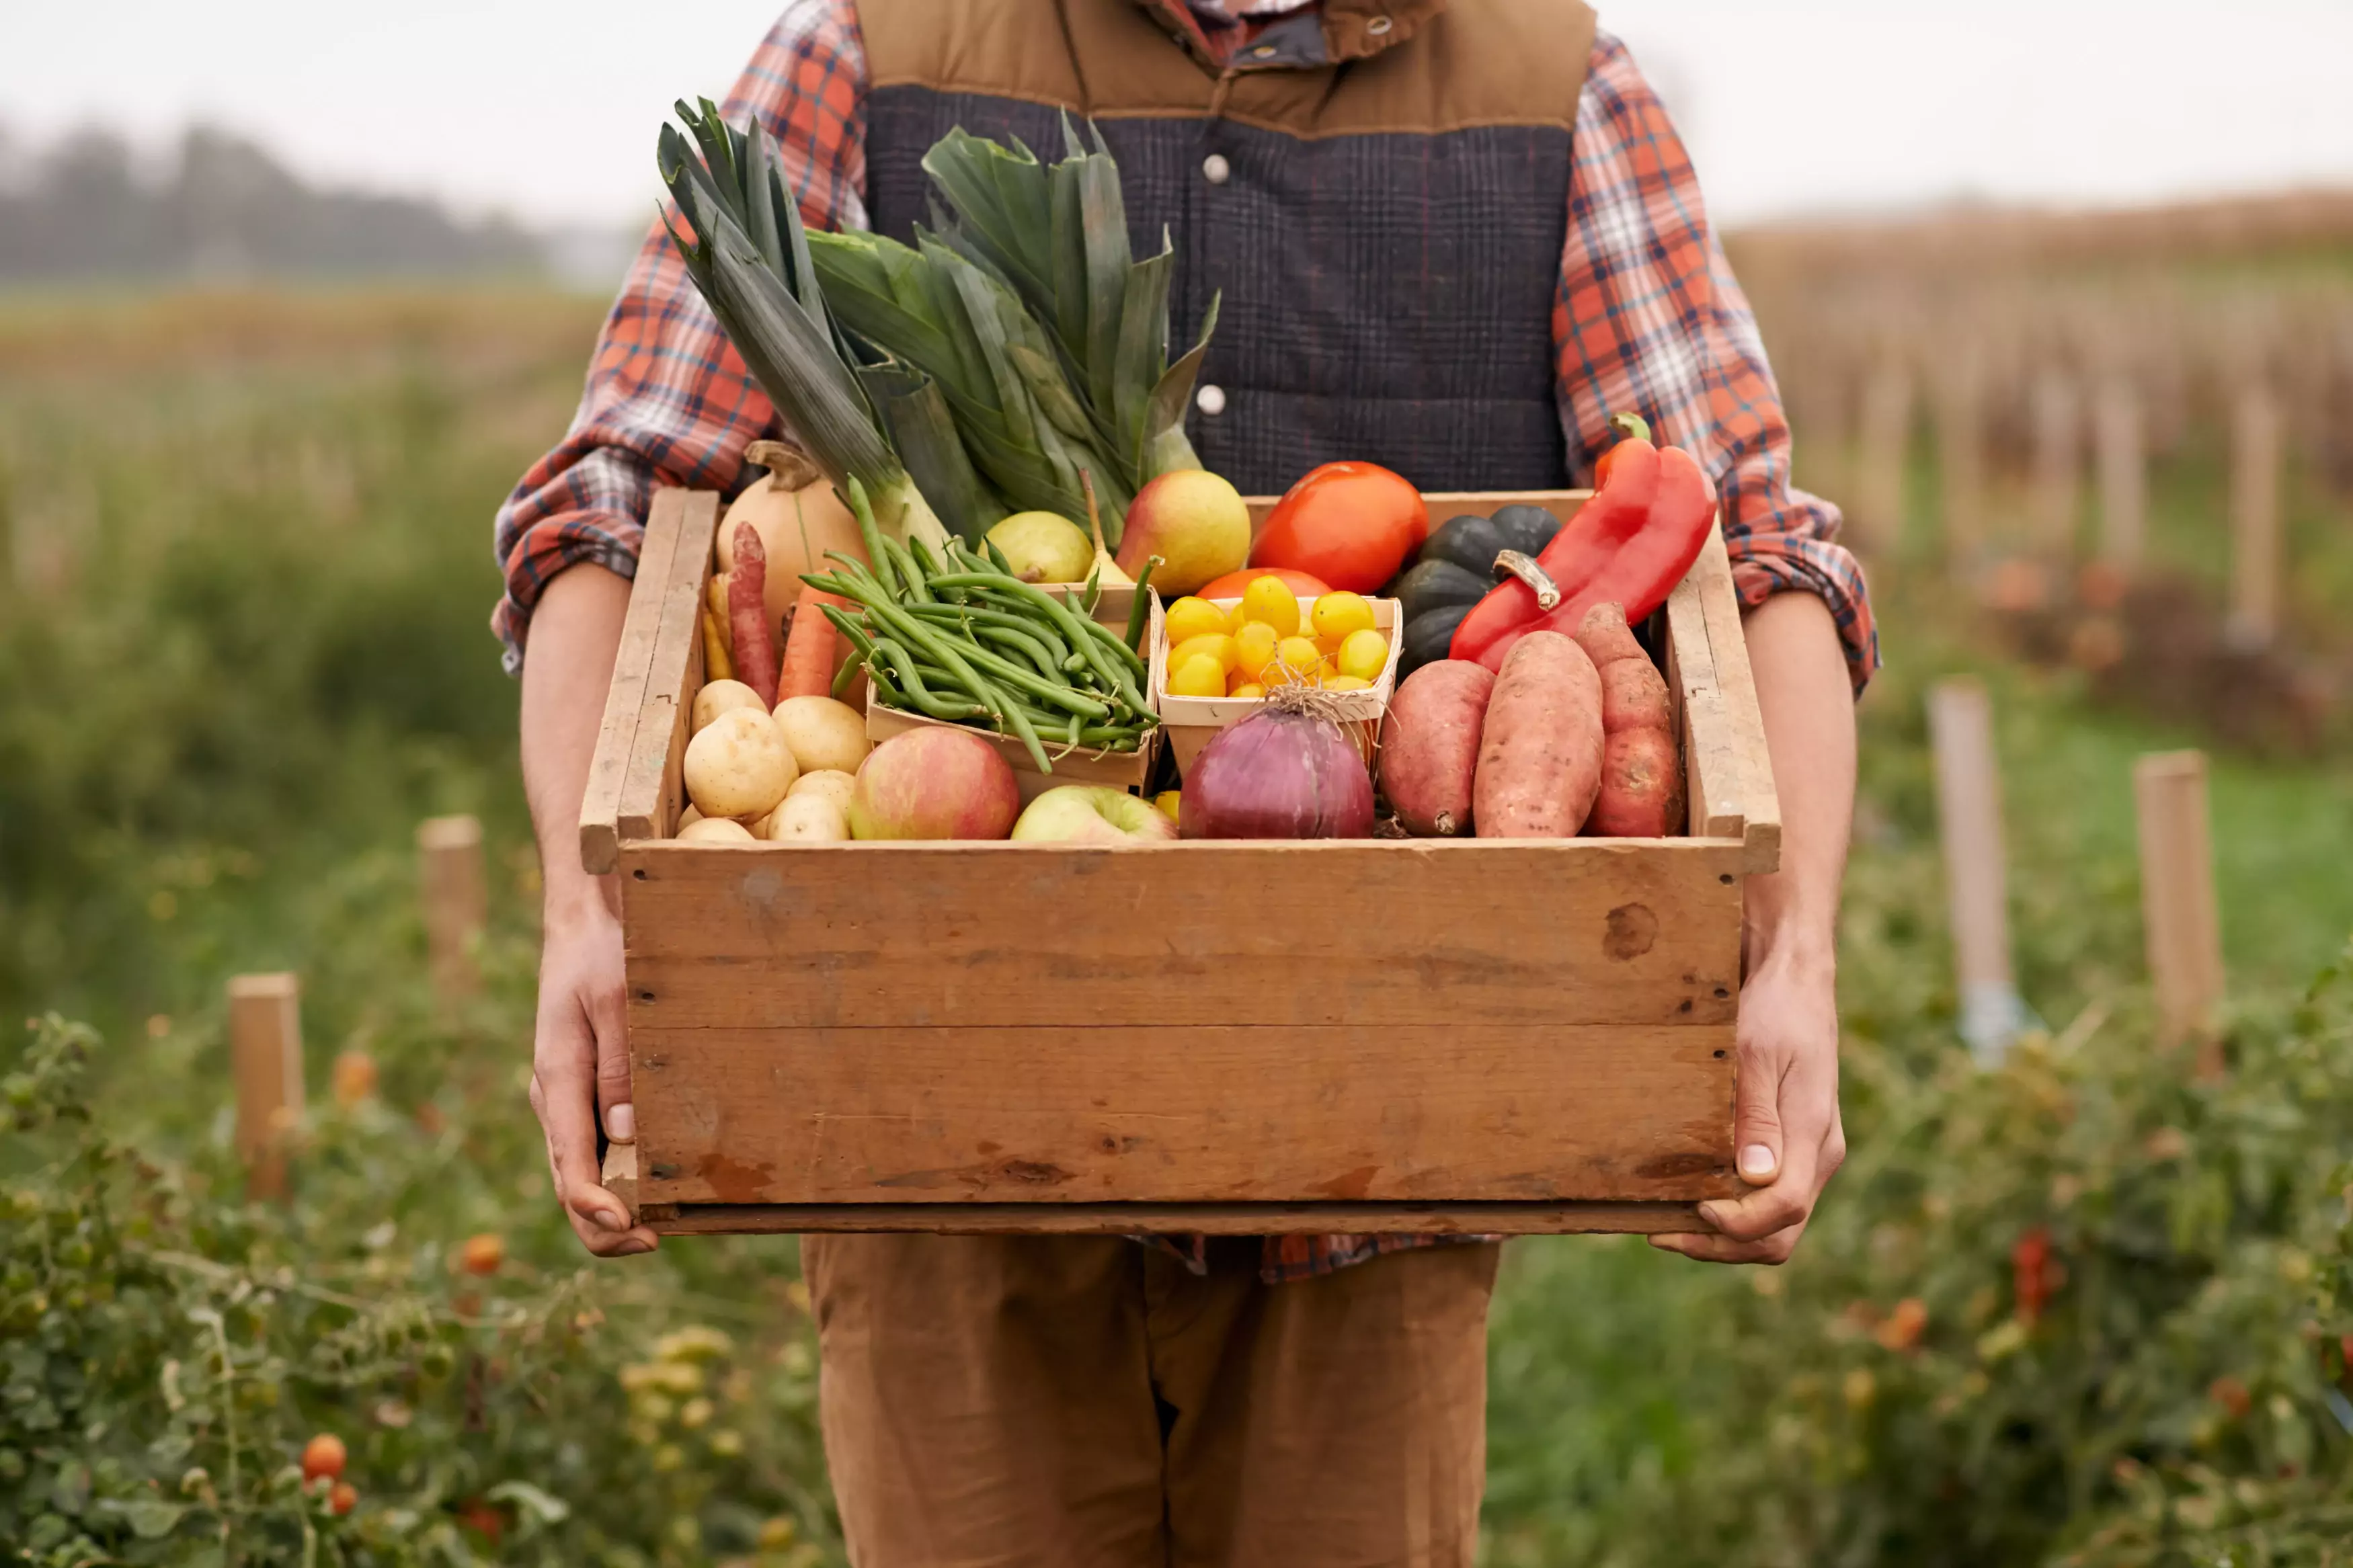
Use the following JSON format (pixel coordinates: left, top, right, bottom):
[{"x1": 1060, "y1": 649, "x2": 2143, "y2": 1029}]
[
  {"x1": 604, "y1": 1104, "x2": 635, "y2": 1143},
  {"x1": 1739, "y1": 1144, "x2": 1776, "y2": 1180},
  {"x1": 616, "y1": 1239, "x2": 653, "y2": 1256},
  {"x1": 590, "y1": 1207, "x2": 627, "y2": 1234}
]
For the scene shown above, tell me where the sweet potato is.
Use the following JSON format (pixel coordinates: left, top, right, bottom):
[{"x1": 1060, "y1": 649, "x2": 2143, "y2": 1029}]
[
  {"x1": 1572, "y1": 602, "x2": 1685, "y2": 837},
  {"x1": 1472, "y1": 630, "x2": 1603, "y2": 838},
  {"x1": 1380, "y1": 660, "x2": 1495, "y2": 836}
]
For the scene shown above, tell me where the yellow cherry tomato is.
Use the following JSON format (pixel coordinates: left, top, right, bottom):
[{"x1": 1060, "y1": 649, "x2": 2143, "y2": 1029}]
[
  {"x1": 1335, "y1": 628, "x2": 1390, "y2": 683},
  {"x1": 1169, "y1": 653, "x2": 1226, "y2": 698},
  {"x1": 1154, "y1": 789, "x2": 1182, "y2": 821},
  {"x1": 1270, "y1": 636, "x2": 1324, "y2": 686},
  {"x1": 1231, "y1": 620, "x2": 1280, "y2": 682},
  {"x1": 1162, "y1": 596, "x2": 1229, "y2": 647},
  {"x1": 1309, "y1": 590, "x2": 1376, "y2": 645},
  {"x1": 1226, "y1": 599, "x2": 1252, "y2": 632},
  {"x1": 1240, "y1": 576, "x2": 1302, "y2": 638},
  {"x1": 1324, "y1": 675, "x2": 1374, "y2": 692},
  {"x1": 1168, "y1": 632, "x2": 1238, "y2": 675},
  {"x1": 1228, "y1": 681, "x2": 1267, "y2": 700}
]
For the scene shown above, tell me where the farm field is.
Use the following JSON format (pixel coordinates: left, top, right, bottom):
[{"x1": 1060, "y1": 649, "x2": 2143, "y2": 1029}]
[{"x1": 3, "y1": 284, "x2": 2351, "y2": 1565}]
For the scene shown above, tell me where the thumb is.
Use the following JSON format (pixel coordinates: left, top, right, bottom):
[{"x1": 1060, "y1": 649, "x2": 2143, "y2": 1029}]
[
  {"x1": 589, "y1": 977, "x2": 635, "y2": 1145},
  {"x1": 1731, "y1": 1055, "x2": 1784, "y2": 1188}
]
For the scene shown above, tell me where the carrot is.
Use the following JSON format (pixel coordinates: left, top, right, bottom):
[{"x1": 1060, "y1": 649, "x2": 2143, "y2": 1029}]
[
  {"x1": 777, "y1": 587, "x2": 850, "y2": 701},
  {"x1": 728, "y1": 523, "x2": 780, "y2": 706}
]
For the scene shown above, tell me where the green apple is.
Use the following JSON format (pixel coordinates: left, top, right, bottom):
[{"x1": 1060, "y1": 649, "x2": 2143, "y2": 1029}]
[
  {"x1": 1010, "y1": 785, "x2": 1179, "y2": 845},
  {"x1": 985, "y1": 511, "x2": 1095, "y2": 584}
]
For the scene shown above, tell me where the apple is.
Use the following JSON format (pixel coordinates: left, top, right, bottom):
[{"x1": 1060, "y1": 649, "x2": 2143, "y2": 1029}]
[
  {"x1": 1011, "y1": 785, "x2": 1180, "y2": 845},
  {"x1": 1115, "y1": 469, "x2": 1249, "y2": 596},
  {"x1": 986, "y1": 510, "x2": 1095, "y2": 584},
  {"x1": 848, "y1": 727, "x2": 1021, "y2": 841}
]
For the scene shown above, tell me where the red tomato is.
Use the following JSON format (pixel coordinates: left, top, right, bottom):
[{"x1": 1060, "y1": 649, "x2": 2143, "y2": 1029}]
[
  {"x1": 1248, "y1": 462, "x2": 1427, "y2": 594},
  {"x1": 328, "y1": 1481, "x2": 358, "y2": 1516},
  {"x1": 301, "y1": 1433, "x2": 347, "y2": 1485},
  {"x1": 1197, "y1": 566, "x2": 1332, "y2": 600}
]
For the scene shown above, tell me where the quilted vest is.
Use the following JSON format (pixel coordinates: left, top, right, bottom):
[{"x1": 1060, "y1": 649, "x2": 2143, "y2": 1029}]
[{"x1": 854, "y1": 0, "x2": 1597, "y2": 495}]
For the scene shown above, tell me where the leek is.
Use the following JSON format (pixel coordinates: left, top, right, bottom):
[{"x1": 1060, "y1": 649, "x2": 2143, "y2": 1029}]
[
  {"x1": 655, "y1": 99, "x2": 951, "y2": 550},
  {"x1": 807, "y1": 227, "x2": 1136, "y2": 539},
  {"x1": 923, "y1": 120, "x2": 1219, "y2": 493}
]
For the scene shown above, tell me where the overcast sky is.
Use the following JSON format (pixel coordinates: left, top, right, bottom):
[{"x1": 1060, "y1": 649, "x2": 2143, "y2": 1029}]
[{"x1": 6, "y1": 1, "x2": 2352, "y2": 230}]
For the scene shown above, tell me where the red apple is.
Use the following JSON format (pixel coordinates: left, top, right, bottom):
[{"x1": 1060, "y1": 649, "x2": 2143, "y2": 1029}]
[
  {"x1": 1115, "y1": 469, "x2": 1250, "y2": 596},
  {"x1": 848, "y1": 729, "x2": 1021, "y2": 841}
]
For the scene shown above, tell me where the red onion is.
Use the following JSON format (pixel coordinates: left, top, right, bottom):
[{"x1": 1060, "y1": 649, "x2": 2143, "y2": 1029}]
[{"x1": 1177, "y1": 688, "x2": 1375, "y2": 839}]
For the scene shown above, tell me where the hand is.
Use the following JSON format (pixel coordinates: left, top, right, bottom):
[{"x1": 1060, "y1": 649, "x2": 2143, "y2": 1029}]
[
  {"x1": 1652, "y1": 949, "x2": 1844, "y2": 1265},
  {"x1": 528, "y1": 896, "x2": 660, "y2": 1258}
]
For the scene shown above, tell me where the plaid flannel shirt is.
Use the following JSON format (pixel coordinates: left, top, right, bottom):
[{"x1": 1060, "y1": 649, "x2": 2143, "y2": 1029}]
[{"x1": 495, "y1": 0, "x2": 1879, "y2": 1284}]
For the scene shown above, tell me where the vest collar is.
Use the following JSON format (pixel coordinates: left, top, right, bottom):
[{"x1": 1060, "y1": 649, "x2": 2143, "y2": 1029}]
[{"x1": 1128, "y1": 0, "x2": 1446, "y2": 72}]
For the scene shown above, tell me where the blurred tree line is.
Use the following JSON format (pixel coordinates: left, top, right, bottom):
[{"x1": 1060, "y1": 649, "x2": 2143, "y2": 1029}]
[{"x1": 0, "y1": 122, "x2": 547, "y2": 283}]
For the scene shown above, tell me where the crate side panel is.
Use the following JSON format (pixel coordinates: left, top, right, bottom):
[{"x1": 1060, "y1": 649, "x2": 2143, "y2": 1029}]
[
  {"x1": 629, "y1": 1020, "x2": 1736, "y2": 1205},
  {"x1": 641, "y1": 1199, "x2": 1703, "y2": 1237},
  {"x1": 620, "y1": 839, "x2": 1744, "y2": 1030}
]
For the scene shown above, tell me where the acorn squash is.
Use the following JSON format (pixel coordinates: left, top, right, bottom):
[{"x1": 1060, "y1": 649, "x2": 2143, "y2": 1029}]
[{"x1": 1386, "y1": 506, "x2": 1564, "y2": 675}]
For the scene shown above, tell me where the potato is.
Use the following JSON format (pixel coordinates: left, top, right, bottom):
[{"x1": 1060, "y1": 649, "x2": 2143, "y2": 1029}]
[
  {"x1": 1380, "y1": 661, "x2": 1495, "y2": 836},
  {"x1": 683, "y1": 707, "x2": 798, "y2": 821},
  {"x1": 788, "y1": 769, "x2": 859, "y2": 811},
  {"x1": 1472, "y1": 631, "x2": 1602, "y2": 839},
  {"x1": 760, "y1": 792, "x2": 849, "y2": 843},
  {"x1": 676, "y1": 815, "x2": 756, "y2": 844},
  {"x1": 677, "y1": 803, "x2": 704, "y2": 829},
  {"x1": 692, "y1": 678, "x2": 767, "y2": 735},
  {"x1": 771, "y1": 694, "x2": 871, "y2": 775},
  {"x1": 1572, "y1": 602, "x2": 1685, "y2": 837}
]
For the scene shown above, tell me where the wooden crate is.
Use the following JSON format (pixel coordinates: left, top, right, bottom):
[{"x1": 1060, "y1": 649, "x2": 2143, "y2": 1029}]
[{"x1": 582, "y1": 488, "x2": 1780, "y2": 1237}]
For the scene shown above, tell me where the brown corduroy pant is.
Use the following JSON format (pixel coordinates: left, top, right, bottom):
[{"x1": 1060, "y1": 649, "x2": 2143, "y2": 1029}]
[{"x1": 801, "y1": 1234, "x2": 1503, "y2": 1568}]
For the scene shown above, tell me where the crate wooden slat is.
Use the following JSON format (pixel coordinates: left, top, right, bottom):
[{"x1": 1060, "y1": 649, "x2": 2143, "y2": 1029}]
[{"x1": 586, "y1": 486, "x2": 1780, "y2": 1236}]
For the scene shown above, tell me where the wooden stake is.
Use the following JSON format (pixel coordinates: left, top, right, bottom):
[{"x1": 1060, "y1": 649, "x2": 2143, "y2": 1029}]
[
  {"x1": 2093, "y1": 379, "x2": 2146, "y2": 571},
  {"x1": 2227, "y1": 385, "x2": 2284, "y2": 650},
  {"x1": 1933, "y1": 360, "x2": 1985, "y2": 573},
  {"x1": 2132, "y1": 751, "x2": 2225, "y2": 1077},
  {"x1": 228, "y1": 973, "x2": 304, "y2": 1200},
  {"x1": 1853, "y1": 362, "x2": 1912, "y2": 556},
  {"x1": 1927, "y1": 679, "x2": 2027, "y2": 1061},
  {"x1": 2028, "y1": 372, "x2": 2082, "y2": 561},
  {"x1": 417, "y1": 815, "x2": 487, "y2": 1000}
]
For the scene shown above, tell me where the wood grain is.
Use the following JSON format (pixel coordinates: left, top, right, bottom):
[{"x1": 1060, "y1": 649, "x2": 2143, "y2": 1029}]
[
  {"x1": 636, "y1": 1199, "x2": 1705, "y2": 1237},
  {"x1": 619, "y1": 837, "x2": 1744, "y2": 1030},
  {"x1": 227, "y1": 973, "x2": 303, "y2": 1202},
  {"x1": 628, "y1": 1021, "x2": 1737, "y2": 1206},
  {"x1": 580, "y1": 489, "x2": 686, "y2": 875},
  {"x1": 1689, "y1": 524, "x2": 1784, "y2": 873},
  {"x1": 618, "y1": 490, "x2": 720, "y2": 847},
  {"x1": 1665, "y1": 550, "x2": 1739, "y2": 845}
]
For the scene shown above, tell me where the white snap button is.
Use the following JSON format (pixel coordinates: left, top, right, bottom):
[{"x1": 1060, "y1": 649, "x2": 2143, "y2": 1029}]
[
  {"x1": 1366, "y1": 15, "x2": 1392, "y2": 34},
  {"x1": 1196, "y1": 384, "x2": 1227, "y2": 417},
  {"x1": 1202, "y1": 153, "x2": 1231, "y2": 185},
  {"x1": 1251, "y1": 43, "x2": 1277, "y2": 58}
]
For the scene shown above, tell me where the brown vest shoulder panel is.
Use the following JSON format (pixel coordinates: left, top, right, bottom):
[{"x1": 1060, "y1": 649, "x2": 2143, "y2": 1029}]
[{"x1": 856, "y1": 0, "x2": 1596, "y2": 138}]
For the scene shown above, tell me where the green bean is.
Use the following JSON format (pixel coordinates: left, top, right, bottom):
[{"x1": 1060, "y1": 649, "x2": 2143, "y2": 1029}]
[
  {"x1": 868, "y1": 639, "x2": 988, "y2": 721},
  {"x1": 924, "y1": 573, "x2": 1151, "y2": 698},
  {"x1": 994, "y1": 694, "x2": 1052, "y2": 773},
  {"x1": 902, "y1": 602, "x2": 1075, "y2": 668},
  {"x1": 1124, "y1": 555, "x2": 1161, "y2": 652},
  {"x1": 975, "y1": 625, "x2": 1068, "y2": 684},
  {"x1": 982, "y1": 536, "x2": 1016, "y2": 575},
  {"x1": 1080, "y1": 566, "x2": 1102, "y2": 616},
  {"x1": 879, "y1": 536, "x2": 933, "y2": 604},
  {"x1": 825, "y1": 577, "x2": 1009, "y2": 722}
]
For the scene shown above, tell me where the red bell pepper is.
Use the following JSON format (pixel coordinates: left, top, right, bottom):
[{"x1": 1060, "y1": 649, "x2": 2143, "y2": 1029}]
[{"x1": 1448, "y1": 419, "x2": 1718, "y2": 671}]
